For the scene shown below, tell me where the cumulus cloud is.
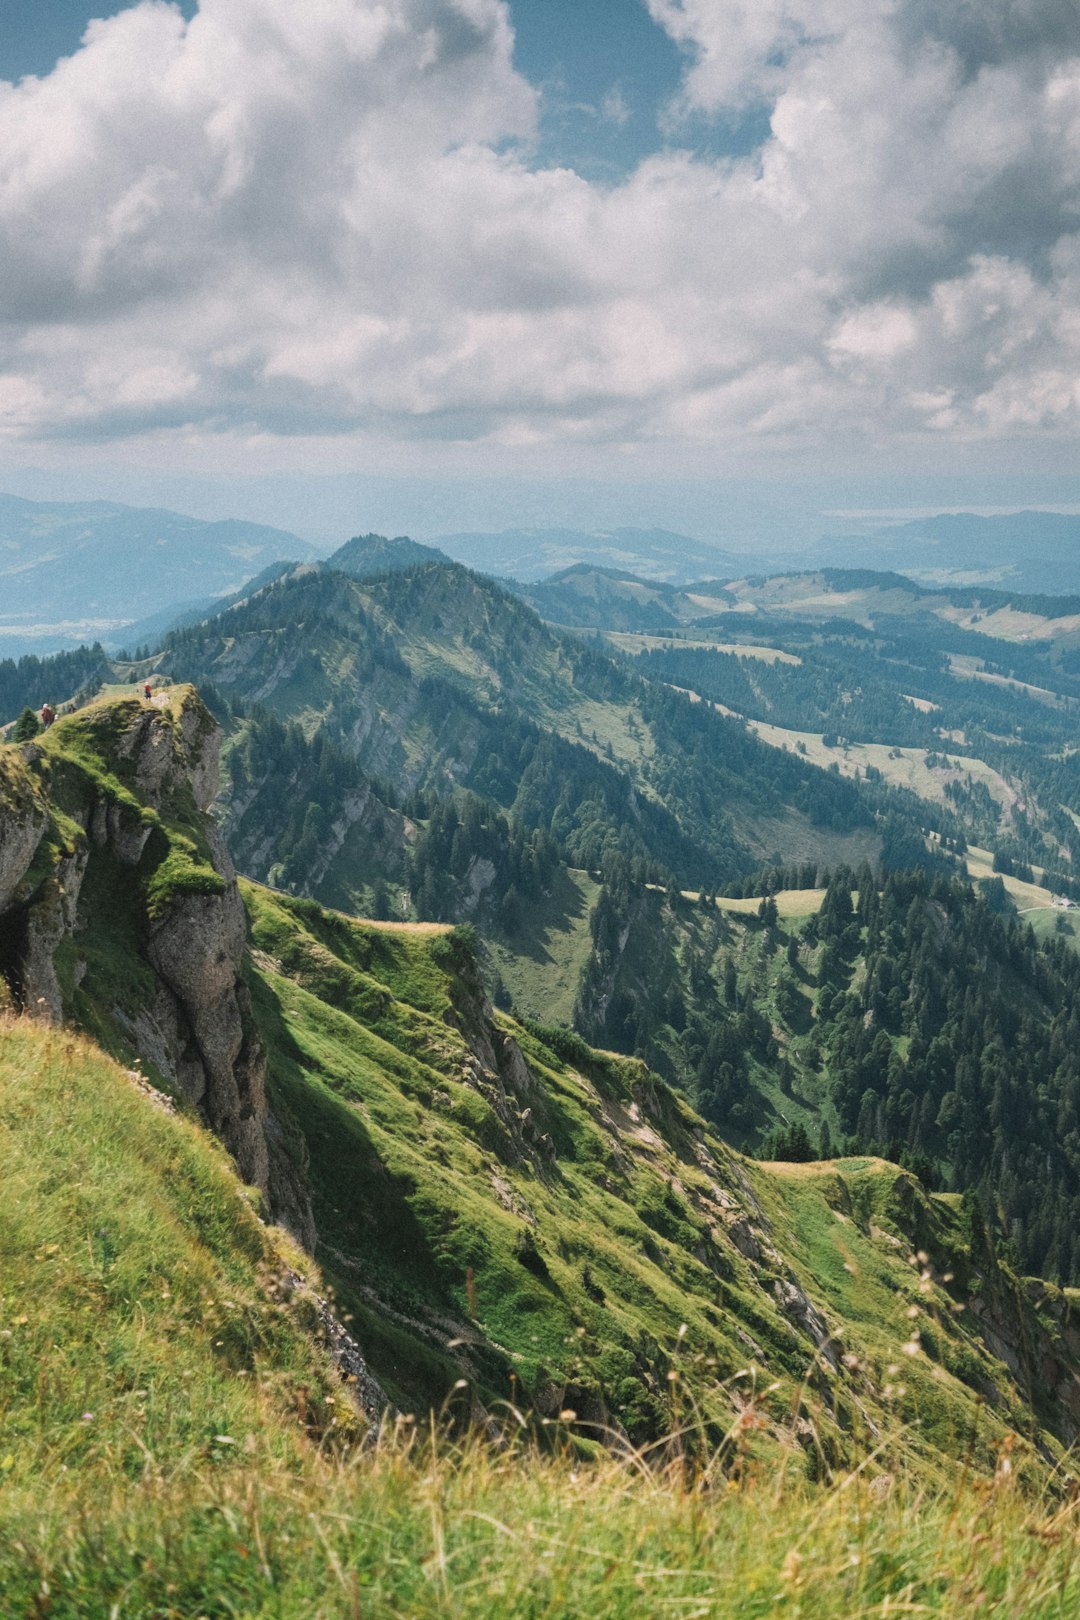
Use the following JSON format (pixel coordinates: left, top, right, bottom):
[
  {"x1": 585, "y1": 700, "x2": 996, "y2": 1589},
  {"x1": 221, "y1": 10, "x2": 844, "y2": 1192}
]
[{"x1": 0, "y1": 0, "x2": 1078, "y2": 458}]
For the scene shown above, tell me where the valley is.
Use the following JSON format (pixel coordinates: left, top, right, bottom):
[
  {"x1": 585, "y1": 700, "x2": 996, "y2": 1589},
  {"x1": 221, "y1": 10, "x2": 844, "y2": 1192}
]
[{"x1": 8, "y1": 540, "x2": 1080, "y2": 1610}]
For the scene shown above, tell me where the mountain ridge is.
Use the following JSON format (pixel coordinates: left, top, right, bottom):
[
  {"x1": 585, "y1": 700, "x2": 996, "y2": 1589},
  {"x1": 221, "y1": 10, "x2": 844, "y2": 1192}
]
[
  {"x1": 5, "y1": 687, "x2": 1080, "y2": 1475},
  {"x1": 0, "y1": 491, "x2": 317, "y2": 655}
]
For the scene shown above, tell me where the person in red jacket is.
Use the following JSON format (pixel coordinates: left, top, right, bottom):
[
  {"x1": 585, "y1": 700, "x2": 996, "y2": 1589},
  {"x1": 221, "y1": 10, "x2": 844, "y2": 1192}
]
[{"x1": 40, "y1": 702, "x2": 55, "y2": 730}]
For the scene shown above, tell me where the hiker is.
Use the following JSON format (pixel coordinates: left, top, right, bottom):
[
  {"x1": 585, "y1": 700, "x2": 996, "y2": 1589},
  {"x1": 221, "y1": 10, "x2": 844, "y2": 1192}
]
[
  {"x1": 143, "y1": 681, "x2": 153, "y2": 701},
  {"x1": 40, "y1": 702, "x2": 55, "y2": 730}
]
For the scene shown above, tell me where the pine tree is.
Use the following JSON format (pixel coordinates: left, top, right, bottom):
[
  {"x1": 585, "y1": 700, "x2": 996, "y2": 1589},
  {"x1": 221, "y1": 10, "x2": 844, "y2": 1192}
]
[{"x1": 12, "y1": 707, "x2": 38, "y2": 742}]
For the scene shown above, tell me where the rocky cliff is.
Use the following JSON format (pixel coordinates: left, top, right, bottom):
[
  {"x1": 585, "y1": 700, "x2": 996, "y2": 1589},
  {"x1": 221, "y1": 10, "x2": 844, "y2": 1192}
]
[{"x1": 0, "y1": 689, "x2": 303, "y2": 1231}]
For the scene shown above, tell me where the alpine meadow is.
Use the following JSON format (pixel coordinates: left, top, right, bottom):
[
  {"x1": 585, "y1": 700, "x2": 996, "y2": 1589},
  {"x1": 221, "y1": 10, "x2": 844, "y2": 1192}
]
[{"x1": 5, "y1": 1, "x2": 1080, "y2": 1616}]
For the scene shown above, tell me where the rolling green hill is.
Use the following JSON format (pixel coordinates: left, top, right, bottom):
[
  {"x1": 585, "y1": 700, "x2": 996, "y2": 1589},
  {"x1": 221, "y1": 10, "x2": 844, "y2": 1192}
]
[{"x1": 515, "y1": 564, "x2": 734, "y2": 630}]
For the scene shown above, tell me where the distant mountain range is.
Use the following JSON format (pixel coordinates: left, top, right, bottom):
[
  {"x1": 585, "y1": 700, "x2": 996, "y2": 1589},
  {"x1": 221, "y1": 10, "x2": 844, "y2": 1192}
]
[
  {"x1": 431, "y1": 526, "x2": 752, "y2": 584},
  {"x1": 821, "y1": 510, "x2": 1080, "y2": 594},
  {"x1": 0, "y1": 494, "x2": 315, "y2": 655},
  {"x1": 6, "y1": 492, "x2": 1080, "y2": 660},
  {"x1": 422, "y1": 514, "x2": 1080, "y2": 598}
]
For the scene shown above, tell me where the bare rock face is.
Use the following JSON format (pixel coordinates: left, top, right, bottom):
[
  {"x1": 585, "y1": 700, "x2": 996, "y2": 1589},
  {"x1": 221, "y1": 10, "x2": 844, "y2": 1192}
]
[
  {"x1": 147, "y1": 881, "x2": 269, "y2": 1194},
  {"x1": 0, "y1": 759, "x2": 48, "y2": 913},
  {"x1": 0, "y1": 691, "x2": 312, "y2": 1242},
  {"x1": 774, "y1": 1277, "x2": 839, "y2": 1366},
  {"x1": 101, "y1": 699, "x2": 221, "y2": 816},
  {"x1": 21, "y1": 845, "x2": 89, "y2": 1022}
]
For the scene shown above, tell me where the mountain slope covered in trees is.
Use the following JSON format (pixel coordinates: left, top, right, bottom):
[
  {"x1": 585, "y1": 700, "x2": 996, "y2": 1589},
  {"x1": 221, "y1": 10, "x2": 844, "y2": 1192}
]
[{"x1": 157, "y1": 557, "x2": 942, "y2": 896}]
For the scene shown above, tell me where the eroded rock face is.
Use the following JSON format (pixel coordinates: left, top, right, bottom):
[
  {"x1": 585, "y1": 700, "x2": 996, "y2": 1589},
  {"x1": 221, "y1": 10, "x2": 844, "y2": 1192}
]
[
  {"x1": 774, "y1": 1277, "x2": 838, "y2": 1367},
  {"x1": 22, "y1": 845, "x2": 88, "y2": 1022},
  {"x1": 147, "y1": 881, "x2": 268, "y2": 1193},
  {"x1": 89, "y1": 800, "x2": 152, "y2": 866},
  {"x1": 0, "y1": 692, "x2": 311, "y2": 1240},
  {"x1": 0, "y1": 760, "x2": 48, "y2": 913},
  {"x1": 111, "y1": 700, "x2": 220, "y2": 816}
]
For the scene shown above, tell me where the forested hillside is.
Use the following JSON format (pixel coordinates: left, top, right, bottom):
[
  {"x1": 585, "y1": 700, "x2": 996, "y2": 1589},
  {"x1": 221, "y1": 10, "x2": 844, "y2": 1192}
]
[
  {"x1": 570, "y1": 859, "x2": 1080, "y2": 1280},
  {"x1": 156, "y1": 557, "x2": 908, "y2": 897}
]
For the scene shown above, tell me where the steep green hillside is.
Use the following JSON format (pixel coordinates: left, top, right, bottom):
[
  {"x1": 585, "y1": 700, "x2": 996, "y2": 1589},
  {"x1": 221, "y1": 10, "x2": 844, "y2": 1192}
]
[
  {"x1": 7, "y1": 1028, "x2": 1080, "y2": 1620},
  {"x1": 4, "y1": 691, "x2": 1080, "y2": 1476},
  {"x1": 242, "y1": 879, "x2": 1080, "y2": 1475},
  {"x1": 0, "y1": 1014, "x2": 358, "y2": 1496}
]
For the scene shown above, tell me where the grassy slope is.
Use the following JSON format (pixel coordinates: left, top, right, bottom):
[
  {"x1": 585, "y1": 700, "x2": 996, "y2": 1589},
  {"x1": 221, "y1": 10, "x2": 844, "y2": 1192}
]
[
  {"x1": 605, "y1": 631, "x2": 803, "y2": 661},
  {"x1": 487, "y1": 865, "x2": 601, "y2": 1023},
  {"x1": 6, "y1": 1019, "x2": 1080, "y2": 1617},
  {"x1": 748, "y1": 719, "x2": 1013, "y2": 810},
  {"x1": 241, "y1": 883, "x2": 1080, "y2": 1482},
  {"x1": 8, "y1": 1402, "x2": 1080, "y2": 1619},
  {"x1": 0, "y1": 1015, "x2": 351, "y2": 1500},
  {"x1": 722, "y1": 573, "x2": 1080, "y2": 644}
]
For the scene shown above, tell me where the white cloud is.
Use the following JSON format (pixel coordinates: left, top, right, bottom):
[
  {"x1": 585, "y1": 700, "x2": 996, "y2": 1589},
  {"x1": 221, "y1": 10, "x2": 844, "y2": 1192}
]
[{"x1": 0, "y1": 0, "x2": 1077, "y2": 464}]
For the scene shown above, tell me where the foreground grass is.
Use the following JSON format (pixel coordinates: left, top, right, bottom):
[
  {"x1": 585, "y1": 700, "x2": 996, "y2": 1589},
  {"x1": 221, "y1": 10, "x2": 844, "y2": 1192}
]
[
  {"x1": 6, "y1": 919, "x2": 1080, "y2": 1613},
  {"x1": 4, "y1": 1425, "x2": 1080, "y2": 1619},
  {"x1": 3, "y1": 1011, "x2": 1077, "y2": 1618},
  {"x1": 0, "y1": 1015, "x2": 351, "y2": 1498}
]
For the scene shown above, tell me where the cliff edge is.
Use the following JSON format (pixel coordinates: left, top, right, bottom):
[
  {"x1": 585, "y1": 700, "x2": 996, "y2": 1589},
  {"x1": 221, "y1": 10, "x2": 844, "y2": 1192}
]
[{"x1": 0, "y1": 689, "x2": 300, "y2": 1228}]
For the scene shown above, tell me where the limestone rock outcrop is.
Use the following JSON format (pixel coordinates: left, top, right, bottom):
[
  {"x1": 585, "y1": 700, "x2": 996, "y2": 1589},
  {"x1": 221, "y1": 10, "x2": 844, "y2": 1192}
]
[
  {"x1": 0, "y1": 753, "x2": 48, "y2": 912},
  {"x1": 0, "y1": 691, "x2": 307, "y2": 1236}
]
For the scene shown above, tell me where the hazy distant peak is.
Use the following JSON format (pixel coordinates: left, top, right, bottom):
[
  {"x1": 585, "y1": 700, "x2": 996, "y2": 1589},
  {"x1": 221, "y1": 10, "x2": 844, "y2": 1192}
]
[
  {"x1": 0, "y1": 491, "x2": 315, "y2": 657},
  {"x1": 432, "y1": 526, "x2": 751, "y2": 586},
  {"x1": 326, "y1": 532, "x2": 451, "y2": 579}
]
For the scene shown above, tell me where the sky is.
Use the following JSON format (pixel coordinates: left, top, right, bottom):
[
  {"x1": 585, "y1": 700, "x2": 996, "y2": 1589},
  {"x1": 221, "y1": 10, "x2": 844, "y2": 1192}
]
[{"x1": 1, "y1": 0, "x2": 1079, "y2": 545}]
